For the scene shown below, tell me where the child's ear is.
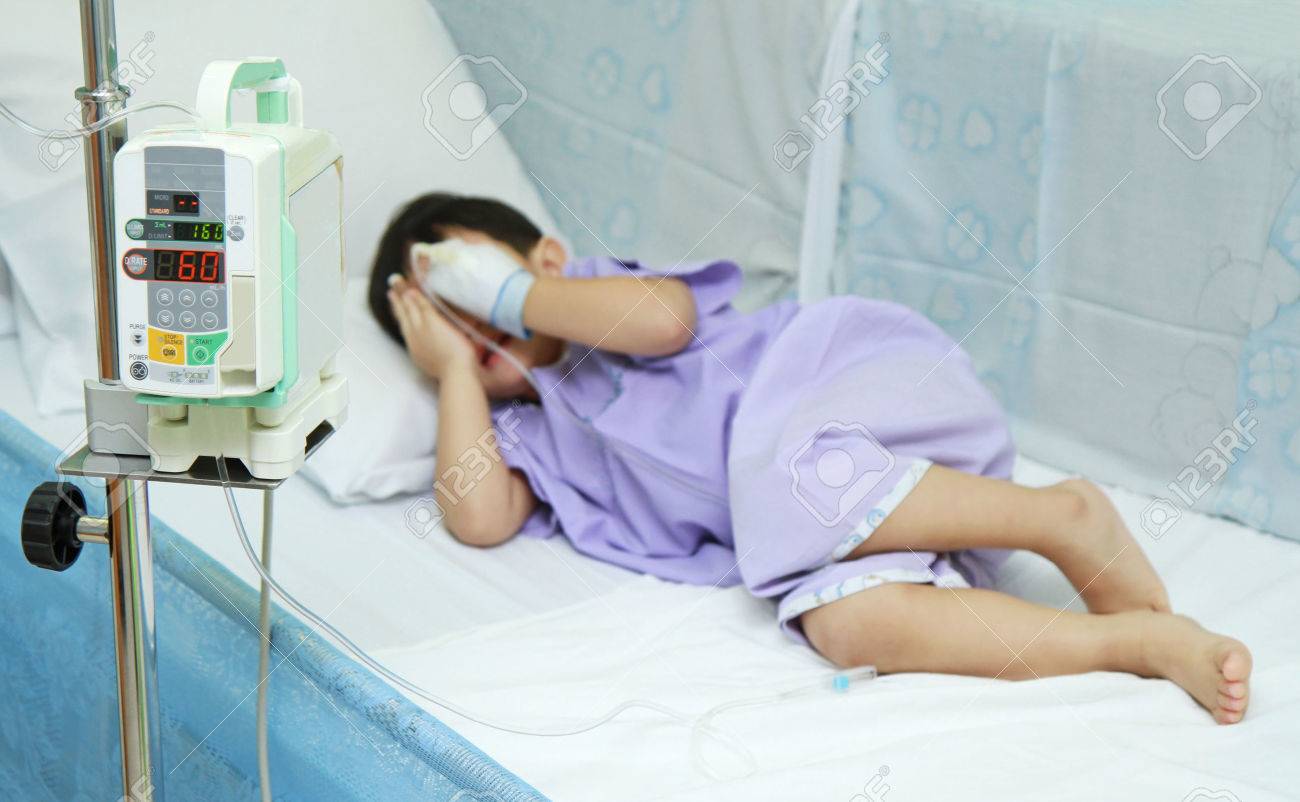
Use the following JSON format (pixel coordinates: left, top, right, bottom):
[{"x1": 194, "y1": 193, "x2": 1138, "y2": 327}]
[{"x1": 531, "y1": 236, "x2": 568, "y2": 278}]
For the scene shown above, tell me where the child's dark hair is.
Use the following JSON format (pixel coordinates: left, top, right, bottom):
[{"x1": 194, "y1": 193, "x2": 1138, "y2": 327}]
[{"x1": 368, "y1": 193, "x2": 543, "y2": 345}]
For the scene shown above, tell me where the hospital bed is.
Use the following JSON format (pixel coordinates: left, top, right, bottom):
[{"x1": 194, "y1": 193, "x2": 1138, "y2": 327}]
[
  {"x1": 3, "y1": 0, "x2": 1300, "y2": 800},
  {"x1": 5, "y1": 330, "x2": 1298, "y2": 801}
]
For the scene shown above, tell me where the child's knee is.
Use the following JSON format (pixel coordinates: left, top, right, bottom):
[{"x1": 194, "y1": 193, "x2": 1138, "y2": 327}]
[
  {"x1": 801, "y1": 583, "x2": 925, "y2": 669},
  {"x1": 1049, "y1": 478, "x2": 1111, "y2": 529}
]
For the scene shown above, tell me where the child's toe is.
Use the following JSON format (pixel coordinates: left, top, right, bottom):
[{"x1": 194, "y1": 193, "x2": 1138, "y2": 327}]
[
  {"x1": 1217, "y1": 692, "x2": 1247, "y2": 713},
  {"x1": 1215, "y1": 706, "x2": 1245, "y2": 725},
  {"x1": 1218, "y1": 645, "x2": 1252, "y2": 683}
]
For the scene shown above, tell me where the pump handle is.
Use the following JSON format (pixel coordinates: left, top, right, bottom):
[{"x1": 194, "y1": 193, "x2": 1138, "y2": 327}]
[{"x1": 196, "y1": 57, "x2": 303, "y2": 129}]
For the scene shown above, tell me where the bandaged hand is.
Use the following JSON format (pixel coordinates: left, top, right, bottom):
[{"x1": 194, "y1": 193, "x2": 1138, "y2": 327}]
[{"x1": 411, "y1": 238, "x2": 535, "y2": 339}]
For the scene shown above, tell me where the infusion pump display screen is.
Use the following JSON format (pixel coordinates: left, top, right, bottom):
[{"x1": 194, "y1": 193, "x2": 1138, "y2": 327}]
[
  {"x1": 122, "y1": 248, "x2": 223, "y2": 283},
  {"x1": 127, "y1": 218, "x2": 224, "y2": 242}
]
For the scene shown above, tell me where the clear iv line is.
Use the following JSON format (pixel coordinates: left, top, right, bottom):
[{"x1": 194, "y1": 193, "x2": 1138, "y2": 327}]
[
  {"x1": 216, "y1": 459, "x2": 875, "y2": 778},
  {"x1": 0, "y1": 97, "x2": 199, "y2": 139},
  {"x1": 255, "y1": 491, "x2": 275, "y2": 802}
]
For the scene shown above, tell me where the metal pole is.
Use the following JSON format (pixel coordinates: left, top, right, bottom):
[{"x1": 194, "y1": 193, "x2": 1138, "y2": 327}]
[
  {"x1": 77, "y1": 1, "x2": 166, "y2": 800},
  {"x1": 78, "y1": 0, "x2": 125, "y2": 379},
  {"x1": 106, "y1": 479, "x2": 164, "y2": 802}
]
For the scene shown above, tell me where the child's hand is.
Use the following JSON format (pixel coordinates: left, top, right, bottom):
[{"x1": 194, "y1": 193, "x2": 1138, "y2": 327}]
[{"x1": 387, "y1": 276, "x2": 477, "y2": 380}]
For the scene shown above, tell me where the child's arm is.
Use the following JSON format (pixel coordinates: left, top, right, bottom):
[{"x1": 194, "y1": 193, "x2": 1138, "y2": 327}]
[
  {"x1": 523, "y1": 274, "x2": 696, "y2": 357},
  {"x1": 390, "y1": 280, "x2": 537, "y2": 547}
]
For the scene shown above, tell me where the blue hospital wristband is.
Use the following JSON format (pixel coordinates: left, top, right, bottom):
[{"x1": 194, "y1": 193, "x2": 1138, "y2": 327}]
[{"x1": 488, "y1": 270, "x2": 536, "y2": 340}]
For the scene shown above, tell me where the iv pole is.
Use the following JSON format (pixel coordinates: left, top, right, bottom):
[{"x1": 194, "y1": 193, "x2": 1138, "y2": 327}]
[
  {"x1": 19, "y1": 4, "x2": 335, "y2": 797},
  {"x1": 19, "y1": 2, "x2": 165, "y2": 799},
  {"x1": 76, "y1": 1, "x2": 167, "y2": 799}
]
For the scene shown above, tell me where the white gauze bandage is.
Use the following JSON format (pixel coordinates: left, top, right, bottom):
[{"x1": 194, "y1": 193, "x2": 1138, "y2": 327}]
[{"x1": 411, "y1": 238, "x2": 536, "y2": 339}]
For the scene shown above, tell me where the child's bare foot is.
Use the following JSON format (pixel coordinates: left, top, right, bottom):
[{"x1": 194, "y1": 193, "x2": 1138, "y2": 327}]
[
  {"x1": 1138, "y1": 613, "x2": 1252, "y2": 724},
  {"x1": 1047, "y1": 480, "x2": 1170, "y2": 614}
]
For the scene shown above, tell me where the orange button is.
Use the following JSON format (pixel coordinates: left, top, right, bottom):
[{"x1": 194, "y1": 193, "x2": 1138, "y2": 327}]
[{"x1": 147, "y1": 328, "x2": 185, "y2": 365}]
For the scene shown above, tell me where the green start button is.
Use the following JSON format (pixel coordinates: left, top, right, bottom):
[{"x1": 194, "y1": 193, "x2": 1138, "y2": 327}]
[{"x1": 187, "y1": 331, "x2": 228, "y2": 365}]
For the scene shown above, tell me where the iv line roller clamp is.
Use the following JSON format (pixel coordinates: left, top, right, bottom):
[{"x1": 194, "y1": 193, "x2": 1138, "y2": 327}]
[{"x1": 17, "y1": 10, "x2": 348, "y2": 797}]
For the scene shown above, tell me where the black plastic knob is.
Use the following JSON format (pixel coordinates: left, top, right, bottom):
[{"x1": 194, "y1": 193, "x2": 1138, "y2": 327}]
[{"x1": 21, "y1": 481, "x2": 87, "y2": 572}]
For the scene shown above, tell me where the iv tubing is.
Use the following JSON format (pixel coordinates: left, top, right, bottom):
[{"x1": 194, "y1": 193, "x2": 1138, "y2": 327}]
[
  {"x1": 256, "y1": 491, "x2": 274, "y2": 802},
  {"x1": 0, "y1": 97, "x2": 199, "y2": 139},
  {"x1": 216, "y1": 458, "x2": 874, "y2": 779}
]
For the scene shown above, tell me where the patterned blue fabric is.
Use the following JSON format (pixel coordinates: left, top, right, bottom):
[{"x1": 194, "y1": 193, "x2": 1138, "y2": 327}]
[
  {"x1": 429, "y1": 0, "x2": 835, "y2": 303},
  {"x1": 0, "y1": 409, "x2": 547, "y2": 801},
  {"x1": 429, "y1": 0, "x2": 1300, "y2": 542},
  {"x1": 817, "y1": 1, "x2": 1300, "y2": 542},
  {"x1": 433, "y1": 0, "x2": 694, "y2": 259}
]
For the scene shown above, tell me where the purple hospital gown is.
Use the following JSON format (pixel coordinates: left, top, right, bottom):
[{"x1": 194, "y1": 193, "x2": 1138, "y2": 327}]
[{"x1": 493, "y1": 257, "x2": 1014, "y2": 644}]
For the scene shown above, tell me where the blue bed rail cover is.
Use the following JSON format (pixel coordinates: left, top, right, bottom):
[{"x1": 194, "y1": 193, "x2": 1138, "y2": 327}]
[{"x1": 0, "y1": 409, "x2": 548, "y2": 802}]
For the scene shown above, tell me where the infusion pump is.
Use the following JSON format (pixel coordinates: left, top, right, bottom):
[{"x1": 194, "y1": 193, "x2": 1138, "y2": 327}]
[{"x1": 110, "y1": 58, "x2": 347, "y2": 479}]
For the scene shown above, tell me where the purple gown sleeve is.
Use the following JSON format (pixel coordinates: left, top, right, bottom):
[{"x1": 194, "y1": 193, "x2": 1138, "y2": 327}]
[
  {"x1": 488, "y1": 256, "x2": 747, "y2": 543},
  {"x1": 491, "y1": 401, "x2": 561, "y2": 540},
  {"x1": 564, "y1": 256, "x2": 742, "y2": 316}
]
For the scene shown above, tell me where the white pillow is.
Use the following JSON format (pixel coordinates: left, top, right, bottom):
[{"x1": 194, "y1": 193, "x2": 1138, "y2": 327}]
[
  {"x1": 300, "y1": 279, "x2": 440, "y2": 503},
  {"x1": 0, "y1": 0, "x2": 557, "y2": 413}
]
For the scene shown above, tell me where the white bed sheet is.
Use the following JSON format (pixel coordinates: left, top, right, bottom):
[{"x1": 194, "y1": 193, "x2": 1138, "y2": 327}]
[
  {"x1": 372, "y1": 463, "x2": 1300, "y2": 802},
  {"x1": 0, "y1": 334, "x2": 633, "y2": 653},
  {"x1": 4, "y1": 333, "x2": 1295, "y2": 800}
]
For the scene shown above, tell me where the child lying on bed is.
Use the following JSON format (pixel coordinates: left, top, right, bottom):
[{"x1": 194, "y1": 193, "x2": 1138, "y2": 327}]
[{"x1": 369, "y1": 193, "x2": 1251, "y2": 725}]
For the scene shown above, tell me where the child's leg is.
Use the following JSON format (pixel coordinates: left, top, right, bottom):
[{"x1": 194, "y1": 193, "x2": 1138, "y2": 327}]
[
  {"x1": 847, "y1": 464, "x2": 1169, "y2": 614},
  {"x1": 800, "y1": 583, "x2": 1251, "y2": 724}
]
